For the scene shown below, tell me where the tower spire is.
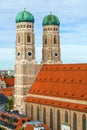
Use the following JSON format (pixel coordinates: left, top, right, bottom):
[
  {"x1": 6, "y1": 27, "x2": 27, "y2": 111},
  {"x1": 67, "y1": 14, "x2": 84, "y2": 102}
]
[
  {"x1": 14, "y1": 10, "x2": 36, "y2": 114},
  {"x1": 42, "y1": 13, "x2": 62, "y2": 64}
]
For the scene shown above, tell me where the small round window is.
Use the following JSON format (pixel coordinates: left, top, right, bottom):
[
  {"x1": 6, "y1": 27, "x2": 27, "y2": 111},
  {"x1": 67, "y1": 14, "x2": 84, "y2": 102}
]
[
  {"x1": 17, "y1": 52, "x2": 20, "y2": 56},
  {"x1": 28, "y1": 51, "x2": 32, "y2": 56}
]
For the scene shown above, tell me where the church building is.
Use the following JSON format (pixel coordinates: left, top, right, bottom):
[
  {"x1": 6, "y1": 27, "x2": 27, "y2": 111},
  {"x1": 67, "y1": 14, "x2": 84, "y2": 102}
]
[{"x1": 14, "y1": 9, "x2": 87, "y2": 130}]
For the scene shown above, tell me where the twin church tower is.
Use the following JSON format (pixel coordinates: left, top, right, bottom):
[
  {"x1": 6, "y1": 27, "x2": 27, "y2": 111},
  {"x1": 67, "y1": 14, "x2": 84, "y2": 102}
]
[{"x1": 14, "y1": 9, "x2": 62, "y2": 113}]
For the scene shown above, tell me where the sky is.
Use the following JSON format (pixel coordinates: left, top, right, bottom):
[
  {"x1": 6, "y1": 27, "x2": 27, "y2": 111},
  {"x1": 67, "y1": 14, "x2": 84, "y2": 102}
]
[{"x1": 0, "y1": 0, "x2": 87, "y2": 70}]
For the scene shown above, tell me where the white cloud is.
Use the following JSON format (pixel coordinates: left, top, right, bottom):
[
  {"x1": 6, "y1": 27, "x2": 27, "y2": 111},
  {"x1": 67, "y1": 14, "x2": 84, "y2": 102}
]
[
  {"x1": 0, "y1": 48, "x2": 15, "y2": 60},
  {"x1": 0, "y1": 44, "x2": 87, "y2": 70},
  {"x1": 61, "y1": 45, "x2": 87, "y2": 63},
  {"x1": 0, "y1": 48, "x2": 15, "y2": 70},
  {"x1": 36, "y1": 45, "x2": 87, "y2": 64}
]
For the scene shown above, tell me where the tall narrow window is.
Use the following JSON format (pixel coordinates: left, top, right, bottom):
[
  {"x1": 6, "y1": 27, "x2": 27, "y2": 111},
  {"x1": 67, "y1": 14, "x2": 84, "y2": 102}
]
[
  {"x1": 54, "y1": 36, "x2": 57, "y2": 44},
  {"x1": 45, "y1": 37, "x2": 47, "y2": 44},
  {"x1": 57, "y1": 110, "x2": 60, "y2": 130},
  {"x1": 43, "y1": 107, "x2": 46, "y2": 124},
  {"x1": 82, "y1": 114, "x2": 86, "y2": 130},
  {"x1": 73, "y1": 113, "x2": 77, "y2": 130},
  {"x1": 18, "y1": 36, "x2": 20, "y2": 43},
  {"x1": 50, "y1": 109, "x2": 53, "y2": 130},
  {"x1": 27, "y1": 35, "x2": 30, "y2": 42},
  {"x1": 65, "y1": 111, "x2": 68, "y2": 123},
  {"x1": 37, "y1": 106, "x2": 40, "y2": 120},
  {"x1": 31, "y1": 105, "x2": 33, "y2": 119}
]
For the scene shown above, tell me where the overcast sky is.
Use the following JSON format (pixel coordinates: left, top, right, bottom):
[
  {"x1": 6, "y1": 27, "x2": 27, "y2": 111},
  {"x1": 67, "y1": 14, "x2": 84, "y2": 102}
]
[{"x1": 0, "y1": 0, "x2": 87, "y2": 70}]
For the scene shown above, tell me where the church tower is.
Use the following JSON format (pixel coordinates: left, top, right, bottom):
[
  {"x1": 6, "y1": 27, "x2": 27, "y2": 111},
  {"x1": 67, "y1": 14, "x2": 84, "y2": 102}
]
[
  {"x1": 14, "y1": 9, "x2": 36, "y2": 113},
  {"x1": 42, "y1": 12, "x2": 62, "y2": 64}
]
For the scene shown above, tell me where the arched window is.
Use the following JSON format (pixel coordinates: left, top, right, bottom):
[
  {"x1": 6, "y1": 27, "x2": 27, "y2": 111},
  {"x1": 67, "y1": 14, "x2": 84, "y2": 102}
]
[
  {"x1": 31, "y1": 105, "x2": 33, "y2": 119},
  {"x1": 18, "y1": 36, "x2": 20, "y2": 43},
  {"x1": 54, "y1": 36, "x2": 57, "y2": 44},
  {"x1": 65, "y1": 111, "x2": 68, "y2": 123},
  {"x1": 43, "y1": 107, "x2": 46, "y2": 124},
  {"x1": 73, "y1": 113, "x2": 77, "y2": 130},
  {"x1": 37, "y1": 106, "x2": 40, "y2": 120},
  {"x1": 27, "y1": 35, "x2": 30, "y2": 42},
  {"x1": 45, "y1": 37, "x2": 47, "y2": 44},
  {"x1": 57, "y1": 110, "x2": 60, "y2": 130},
  {"x1": 50, "y1": 109, "x2": 53, "y2": 130},
  {"x1": 82, "y1": 114, "x2": 86, "y2": 130}
]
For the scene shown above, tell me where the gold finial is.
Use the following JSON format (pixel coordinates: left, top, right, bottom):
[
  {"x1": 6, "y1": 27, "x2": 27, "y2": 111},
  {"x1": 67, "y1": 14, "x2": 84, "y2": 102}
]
[
  {"x1": 50, "y1": 11, "x2": 52, "y2": 15},
  {"x1": 24, "y1": 8, "x2": 26, "y2": 11}
]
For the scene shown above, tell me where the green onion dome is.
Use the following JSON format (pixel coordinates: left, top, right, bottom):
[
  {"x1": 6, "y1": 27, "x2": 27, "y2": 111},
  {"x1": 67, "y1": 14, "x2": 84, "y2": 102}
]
[
  {"x1": 42, "y1": 12, "x2": 60, "y2": 26},
  {"x1": 16, "y1": 9, "x2": 34, "y2": 23}
]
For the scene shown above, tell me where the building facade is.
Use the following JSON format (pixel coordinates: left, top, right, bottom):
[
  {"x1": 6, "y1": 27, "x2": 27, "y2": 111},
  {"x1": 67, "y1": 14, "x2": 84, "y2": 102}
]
[
  {"x1": 14, "y1": 9, "x2": 42, "y2": 113},
  {"x1": 14, "y1": 9, "x2": 61, "y2": 114},
  {"x1": 14, "y1": 9, "x2": 87, "y2": 130},
  {"x1": 0, "y1": 80, "x2": 6, "y2": 89},
  {"x1": 25, "y1": 64, "x2": 87, "y2": 130}
]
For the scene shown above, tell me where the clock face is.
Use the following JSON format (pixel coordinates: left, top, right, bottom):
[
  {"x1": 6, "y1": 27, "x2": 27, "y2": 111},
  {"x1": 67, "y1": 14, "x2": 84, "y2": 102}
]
[{"x1": 28, "y1": 51, "x2": 32, "y2": 56}]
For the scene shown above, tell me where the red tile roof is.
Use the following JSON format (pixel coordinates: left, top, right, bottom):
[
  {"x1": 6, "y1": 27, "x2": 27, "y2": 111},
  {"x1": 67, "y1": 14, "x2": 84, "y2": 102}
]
[
  {"x1": 0, "y1": 76, "x2": 3, "y2": 80},
  {"x1": 24, "y1": 124, "x2": 34, "y2": 130},
  {"x1": 0, "y1": 111, "x2": 31, "y2": 130},
  {"x1": 28, "y1": 64, "x2": 87, "y2": 101},
  {"x1": 25, "y1": 97, "x2": 87, "y2": 113},
  {"x1": 4, "y1": 78, "x2": 14, "y2": 87},
  {"x1": 0, "y1": 88, "x2": 13, "y2": 97},
  {"x1": 24, "y1": 123, "x2": 50, "y2": 130},
  {"x1": 0, "y1": 76, "x2": 14, "y2": 87}
]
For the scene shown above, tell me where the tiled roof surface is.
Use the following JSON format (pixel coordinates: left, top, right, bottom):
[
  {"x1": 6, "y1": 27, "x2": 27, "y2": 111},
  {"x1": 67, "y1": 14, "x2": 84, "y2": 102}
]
[
  {"x1": 24, "y1": 124, "x2": 34, "y2": 130},
  {"x1": 28, "y1": 64, "x2": 87, "y2": 101},
  {"x1": 0, "y1": 111, "x2": 30, "y2": 130},
  {"x1": 24, "y1": 123, "x2": 50, "y2": 130},
  {"x1": 0, "y1": 76, "x2": 3, "y2": 80},
  {"x1": 0, "y1": 76, "x2": 14, "y2": 87},
  {"x1": 4, "y1": 78, "x2": 14, "y2": 87},
  {"x1": 0, "y1": 94, "x2": 8, "y2": 104},
  {"x1": 0, "y1": 88, "x2": 13, "y2": 97},
  {"x1": 25, "y1": 97, "x2": 87, "y2": 113}
]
